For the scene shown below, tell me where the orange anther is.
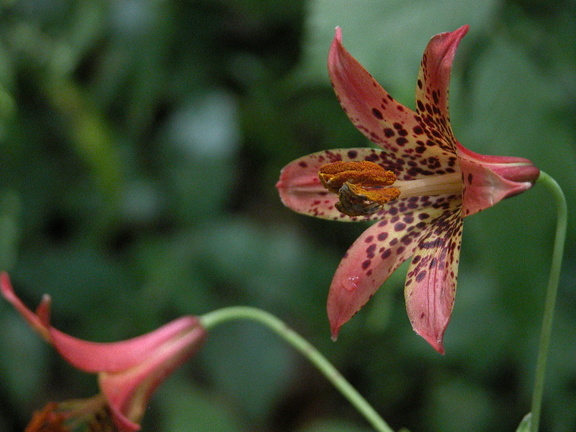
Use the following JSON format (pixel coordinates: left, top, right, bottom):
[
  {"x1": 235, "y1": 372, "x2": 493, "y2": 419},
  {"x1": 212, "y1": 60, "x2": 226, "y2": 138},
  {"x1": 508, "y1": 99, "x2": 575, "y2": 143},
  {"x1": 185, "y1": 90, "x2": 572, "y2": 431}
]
[{"x1": 318, "y1": 161, "x2": 400, "y2": 216}]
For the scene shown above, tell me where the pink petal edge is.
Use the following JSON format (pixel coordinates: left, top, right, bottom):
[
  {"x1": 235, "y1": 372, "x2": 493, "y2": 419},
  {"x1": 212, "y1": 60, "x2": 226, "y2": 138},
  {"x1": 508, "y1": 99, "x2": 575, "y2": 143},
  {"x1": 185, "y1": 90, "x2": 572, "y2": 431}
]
[
  {"x1": 51, "y1": 316, "x2": 203, "y2": 373},
  {"x1": 327, "y1": 203, "x2": 450, "y2": 339},
  {"x1": 328, "y1": 27, "x2": 423, "y2": 154},
  {"x1": 404, "y1": 209, "x2": 463, "y2": 354},
  {"x1": 0, "y1": 273, "x2": 52, "y2": 342},
  {"x1": 416, "y1": 25, "x2": 469, "y2": 128}
]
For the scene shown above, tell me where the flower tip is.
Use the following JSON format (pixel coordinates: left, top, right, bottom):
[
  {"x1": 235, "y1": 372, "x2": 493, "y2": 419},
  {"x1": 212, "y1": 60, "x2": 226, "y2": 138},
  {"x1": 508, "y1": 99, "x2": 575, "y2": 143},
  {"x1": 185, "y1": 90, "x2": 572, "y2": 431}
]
[
  {"x1": 330, "y1": 323, "x2": 341, "y2": 342},
  {"x1": 456, "y1": 24, "x2": 470, "y2": 36},
  {"x1": 1, "y1": 271, "x2": 13, "y2": 298},
  {"x1": 417, "y1": 330, "x2": 446, "y2": 355},
  {"x1": 432, "y1": 341, "x2": 445, "y2": 356},
  {"x1": 333, "y1": 26, "x2": 342, "y2": 41},
  {"x1": 329, "y1": 27, "x2": 343, "y2": 65},
  {"x1": 274, "y1": 178, "x2": 283, "y2": 193},
  {"x1": 36, "y1": 294, "x2": 52, "y2": 327},
  {"x1": 275, "y1": 169, "x2": 298, "y2": 210}
]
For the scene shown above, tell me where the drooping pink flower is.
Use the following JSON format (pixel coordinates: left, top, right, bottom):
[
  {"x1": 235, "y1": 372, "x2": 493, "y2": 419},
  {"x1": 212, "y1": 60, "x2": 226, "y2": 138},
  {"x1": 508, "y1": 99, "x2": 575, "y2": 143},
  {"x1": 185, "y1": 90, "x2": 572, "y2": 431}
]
[
  {"x1": 276, "y1": 26, "x2": 539, "y2": 353},
  {"x1": 1, "y1": 272, "x2": 207, "y2": 431}
]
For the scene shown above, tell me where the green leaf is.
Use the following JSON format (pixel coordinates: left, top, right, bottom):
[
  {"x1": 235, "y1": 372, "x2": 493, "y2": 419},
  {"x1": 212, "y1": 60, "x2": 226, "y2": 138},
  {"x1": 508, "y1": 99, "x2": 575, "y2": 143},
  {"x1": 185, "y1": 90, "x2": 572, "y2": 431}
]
[
  {"x1": 201, "y1": 319, "x2": 297, "y2": 420},
  {"x1": 515, "y1": 413, "x2": 532, "y2": 432},
  {"x1": 298, "y1": 419, "x2": 372, "y2": 432},
  {"x1": 298, "y1": 0, "x2": 499, "y2": 96},
  {"x1": 154, "y1": 378, "x2": 243, "y2": 432},
  {"x1": 0, "y1": 191, "x2": 20, "y2": 271}
]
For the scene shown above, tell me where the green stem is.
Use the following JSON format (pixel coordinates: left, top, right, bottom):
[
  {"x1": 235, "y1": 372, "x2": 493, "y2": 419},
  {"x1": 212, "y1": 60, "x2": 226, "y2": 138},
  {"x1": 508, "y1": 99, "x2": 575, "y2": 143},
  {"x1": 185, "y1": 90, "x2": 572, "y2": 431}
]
[
  {"x1": 200, "y1": 306, "x2": 393, "y2": 432},
  {"x1": 530, "y1": 171, "x2": 567, "y2": 432}
]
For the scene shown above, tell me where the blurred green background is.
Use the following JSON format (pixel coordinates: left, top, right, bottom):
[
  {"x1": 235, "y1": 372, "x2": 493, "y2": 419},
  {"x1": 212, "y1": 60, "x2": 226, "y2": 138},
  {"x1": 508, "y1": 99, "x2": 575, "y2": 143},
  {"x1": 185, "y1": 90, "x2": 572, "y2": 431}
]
[{"x1": 0, "y1": 1, "x2": 575, "y2": 431}]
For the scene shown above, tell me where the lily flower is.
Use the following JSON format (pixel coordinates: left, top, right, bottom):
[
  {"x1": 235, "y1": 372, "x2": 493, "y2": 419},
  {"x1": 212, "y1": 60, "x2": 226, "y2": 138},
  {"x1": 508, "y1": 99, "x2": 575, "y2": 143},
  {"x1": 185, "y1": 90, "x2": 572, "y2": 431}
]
[
  {"x1": 1, "y1": 272, "x2": 207, "y2": 431},
  {"x1": 276, "y1": 25, "x2": 539, "y2": 354}
]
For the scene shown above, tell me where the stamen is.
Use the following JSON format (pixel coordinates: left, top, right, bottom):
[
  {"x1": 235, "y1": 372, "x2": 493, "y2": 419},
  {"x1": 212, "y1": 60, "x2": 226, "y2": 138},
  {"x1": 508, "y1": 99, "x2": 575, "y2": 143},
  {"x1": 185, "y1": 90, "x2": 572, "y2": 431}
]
[{"x1": 319, "y1": 161, "x2": 400, "y2": 216}]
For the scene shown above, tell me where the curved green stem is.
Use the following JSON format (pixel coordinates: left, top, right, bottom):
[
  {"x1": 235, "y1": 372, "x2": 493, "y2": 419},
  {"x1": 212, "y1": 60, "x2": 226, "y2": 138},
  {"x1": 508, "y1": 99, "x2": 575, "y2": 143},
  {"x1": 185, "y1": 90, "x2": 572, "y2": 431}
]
[
  {"x1": 529, "y1": 171, "x2": 567, "y2": 432},
  {"x1": 200, "y1": 306, "x2": 393, "y2": 432}
]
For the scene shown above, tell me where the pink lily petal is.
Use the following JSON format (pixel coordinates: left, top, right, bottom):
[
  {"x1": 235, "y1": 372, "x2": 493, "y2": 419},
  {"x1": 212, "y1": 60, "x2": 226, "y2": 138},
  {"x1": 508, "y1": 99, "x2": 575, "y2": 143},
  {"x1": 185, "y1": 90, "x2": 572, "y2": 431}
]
[
  {"x1": 1, "y1": 272, "x2": 207, "y2": 432},
  {"x1": 1, "y1": 273, "x2": 51, "y2": 342},
  {"x1": 415, "y1": 25, "x2": 469, "y2": 147},
  {"x1": 404, "y1": 208, "x2": 463, "y2": 354},
  {"x1": 276, "y1": 147, "x2": 423, "y2": 221},
  {"x1": 1, "y1": 273, "x2": 203, "y2": 374},
  {"x1": 276, "y1": 148, "x2": 360, "y2": 221},
  {"x1": 328, "y1": 27, "x2": 421, "y2": 152},
  {"x1": 327, "y1": 194, "x2": 457, "y2": 339},
  {"x1": 458, "y1": 144, "x2": 540, "y2": 217},
  {"x1": 328, "y1": 27, "x2": 459, "y2": 179},
  {"x1": 99, "y1": 320, "x2": 206, "y2": 430},
  {"x1": 49, "y1": 317, "x2": 203, "y2": 374}
]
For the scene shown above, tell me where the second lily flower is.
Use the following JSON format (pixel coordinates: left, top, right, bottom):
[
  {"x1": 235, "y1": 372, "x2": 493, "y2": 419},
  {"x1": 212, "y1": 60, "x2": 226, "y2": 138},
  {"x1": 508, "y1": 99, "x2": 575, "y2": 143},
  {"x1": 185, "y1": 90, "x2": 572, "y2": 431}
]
[
  {"x1": 1, "y1": 273, "x2": 206, "y2": 431},
  {"x1": 276, "y1": 25, "x2": 539, "y2": 353}
]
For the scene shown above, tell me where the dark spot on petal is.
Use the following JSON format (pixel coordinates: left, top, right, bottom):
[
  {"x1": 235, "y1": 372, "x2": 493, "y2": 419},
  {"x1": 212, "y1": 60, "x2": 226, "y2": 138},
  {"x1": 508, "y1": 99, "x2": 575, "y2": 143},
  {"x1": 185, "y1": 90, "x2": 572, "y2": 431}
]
[
  {"x1": 394, "y1": 222, "x2": 406, "y2": 231},
  {"x1": 377, "y1": 232, "x2": 388, "y2": 241},
  {"x1": 416, "y1": 271, "x2": 427, "y2": 282}
]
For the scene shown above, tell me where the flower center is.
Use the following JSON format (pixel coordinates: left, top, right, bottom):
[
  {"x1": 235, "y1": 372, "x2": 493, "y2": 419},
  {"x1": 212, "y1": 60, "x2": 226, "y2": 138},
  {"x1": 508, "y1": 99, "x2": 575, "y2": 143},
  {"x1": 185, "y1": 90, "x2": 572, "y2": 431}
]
[{"x1": 319, "y1": 161, "x2": 401, "y2": 216}]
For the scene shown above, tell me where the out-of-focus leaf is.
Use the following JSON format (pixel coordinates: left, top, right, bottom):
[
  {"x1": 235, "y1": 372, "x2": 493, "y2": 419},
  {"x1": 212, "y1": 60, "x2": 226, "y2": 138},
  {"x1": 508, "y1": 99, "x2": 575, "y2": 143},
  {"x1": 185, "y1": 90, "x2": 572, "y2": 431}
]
[
  {"x1": 298, "y1": 0, "x2": 499, "y2": 96},
  {"x1": 201, "y1": 320, "x2": 297, "y2": 422},
  {"x1": 426, "y1": 378, "x2": 497, "y2": 432},
  {"x1": 159, "y1": 90, "x2": 240, "y2": 222},
  {"x1": 454, "y1": 31, "x2": 576, "y2": 329},
  {"x1": 0, "y1": 191, "x2": 20, "y2": 271},
  {"x1": 297, "y1": 419, "x2": 372, "y2": 432},
  {"x1": 0, "y1": 311, "x2": 49, "y2": 406},
  {"x1": 47, "y1": 80, "x2": 124, "y2": 203},
  {"x1": 515, "y1": 413, "x2": 531, "y2": 432},
  {"x1": 154, "y1": 378, "x2": 243, "y2": 432}
]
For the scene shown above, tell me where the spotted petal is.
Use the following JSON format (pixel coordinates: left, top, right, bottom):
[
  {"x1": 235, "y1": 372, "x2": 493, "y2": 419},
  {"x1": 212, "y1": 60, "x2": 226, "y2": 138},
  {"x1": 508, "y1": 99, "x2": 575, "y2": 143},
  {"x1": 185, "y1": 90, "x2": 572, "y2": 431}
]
[
  {"x1": 415, "y1": 25, "x2": 469, "y2": 149},
  {"x1": 276, "y1": 147, "x2": 413, "y2": 221},
  {"x1": 328, "y1": 27, "x2": 421, "y2": 152},
  {"x1": 327, "y1": 194, "x2": 457, "y2": 339},
  {"x1": 328, "y1": 28, "x2": 459, "y2": 178},
  {"x1": 404, "y1": 208, "x2": 463, "y2": 354},
  {"x1": 458, "y1": 144, "x2": 540, "y2": 217}
]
